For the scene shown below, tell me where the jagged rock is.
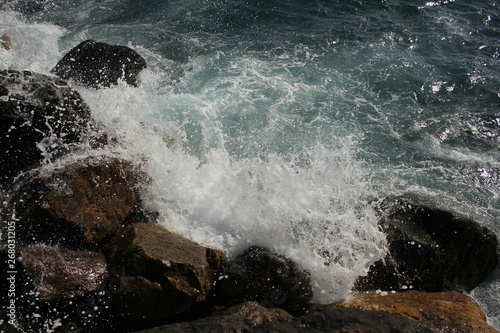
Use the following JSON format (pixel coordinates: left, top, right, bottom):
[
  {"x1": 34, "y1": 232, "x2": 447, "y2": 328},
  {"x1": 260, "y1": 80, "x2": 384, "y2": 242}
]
[
  {"x1": 211, "y1": 301, "x2": 293, "y2": 321},
  {"x1": 355, "y1": 197, "x2": 499, "y2": 292},
  {"x1": 104, "y1": 223, "x2": 224, "y2": 322},
  {"x1": 1, "y1": 34, "x2": 11, "y2": 50},
  {"x1": 16, "y1": 246, "x2": 109, "y2": 301},
  {"x1": 51, "y1": 40, "x2": 147, "y2": 88},
  {"x1": 212, "y1": 246, "x2": 313, "y2": 316},
  {"x1": 336, "y1": 290, "x2": 499, "y2": 333},
  {"x1": 5, "y1": 157, "x2": 141, "y2": 247},
  {"x1": 135, "y1": 305, "x2": 433, "y2": 333},
  {"x1": 0, "y1": 70, "x2": 92, "y2": 188}
]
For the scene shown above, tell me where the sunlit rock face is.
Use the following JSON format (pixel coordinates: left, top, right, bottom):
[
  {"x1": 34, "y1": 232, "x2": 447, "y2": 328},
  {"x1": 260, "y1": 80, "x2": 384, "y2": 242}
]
[
  {"x1": 336, "y1": 290, "x2": 498, "y2": 333},
  {"x1": 6, "y1": 157, "x2": 141, "y2": 248}
]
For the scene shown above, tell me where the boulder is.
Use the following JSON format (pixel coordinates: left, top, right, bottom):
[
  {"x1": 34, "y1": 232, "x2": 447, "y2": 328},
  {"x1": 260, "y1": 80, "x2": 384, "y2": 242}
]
[
  {"x1": 211, "y1": 301, "x2": 293, "y2": 321},
  {"x1": 104, "y1": 223, "x2": 224, "y2": 322},
  {"x1": 212, "y1": 246, "x2": 313, "y2": 316},
  {"x1": 51, "y1": 40, "x2": 147, "y2": 88},
  {"x1": 135, "y1": 305, "x2": 433, "y2": 333},
  {"x1": 17, "y1": 246, "x2": 109, "y2": 301},
  {"x1": 5, "y1": 157, "x2": 141, "y2": 247},
  {"x1": 336, "y1": 290, "x2": 498, "y2": 333},
  {"x1": 355, "y1": 197, "x2": 498, "y2": 292},
  {"x1": 0, "y1": 70, "x2": 92, "y2": 188}
]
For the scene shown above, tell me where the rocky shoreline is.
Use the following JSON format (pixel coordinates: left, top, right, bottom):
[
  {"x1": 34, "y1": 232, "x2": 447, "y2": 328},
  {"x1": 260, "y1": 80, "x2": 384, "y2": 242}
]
[{"x1": 1, "y1": 40, "x2": 499, "y2": 333}]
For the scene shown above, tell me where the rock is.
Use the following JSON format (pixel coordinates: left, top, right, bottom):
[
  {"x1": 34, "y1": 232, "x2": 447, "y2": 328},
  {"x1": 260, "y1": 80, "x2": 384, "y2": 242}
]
[
  {"x1": 135, "y1": 305, "x2": 433, "y2": 333},
  {"x1": 51, "y1": 40, "x2": 147, "y2": 88},
  {"x1": 0, "y1": 70, "x2": 92, "y2": 188},
  {"x1": 212, "y1": 246, "x2": 313, "y2": 316},
  {"x1": 211, "y1": 301, "x2": 293, "y2": 321},
  {"x1": 5, "y1": 157, "x2": 141, "y2": 247},
  {"x1": 1, "y1": 34, "x2": 11, "y2": 50},
  {"x1": 104, "y1": 223, "x2": 224, "y2": 322},
  {"x1": 16, "y1": 246, "x2": 109, "y2": 301},
  {"x1": 336, "y1": 290, "x2": 499, "y2": 333},
  {"x1": 355, "y1": 197, "x2": 498, "y2": 292}
]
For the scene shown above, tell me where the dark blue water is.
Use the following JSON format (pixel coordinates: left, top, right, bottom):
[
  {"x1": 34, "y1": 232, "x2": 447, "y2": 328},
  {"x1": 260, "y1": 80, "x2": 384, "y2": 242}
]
[{"x1": 1, "y1": 0, "x2": 499, "y2": 328}]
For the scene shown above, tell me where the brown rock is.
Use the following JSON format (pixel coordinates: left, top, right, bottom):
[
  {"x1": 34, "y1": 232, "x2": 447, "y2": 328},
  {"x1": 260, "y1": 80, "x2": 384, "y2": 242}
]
[
  {"x1": 8, "y1": 157, "x2": 141, "y2": 247},
  {"x1": 19, "y1": 246, "x2": 108, "y2": 301},
  {"x1": 1, "y1": 34, "x2": 11, "y2": 50},
  {"x1": 104, "y1": 223, "x2": 224, "y2": 321},
  {"x1": 135, "y1": 305, "x2": 433, "y2": 333},
  {"x1": 211, "y1": 301, "x2": 293, "y2": 322},
  {"x1": 336, "y1": 290, "x2": 498, "y2": 333}
]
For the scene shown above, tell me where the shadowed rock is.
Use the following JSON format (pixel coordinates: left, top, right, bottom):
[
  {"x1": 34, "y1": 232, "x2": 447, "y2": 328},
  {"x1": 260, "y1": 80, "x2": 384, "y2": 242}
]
[
  {"x1": 212, "y1": 246, "x2": 313, "y2": 316},
  {"x1": 5, "y1": 157, "x2": 140, "y2": 247},
  {"x1": 135, "y1": 305, "x2": 433, "y2": 333},
  {"x1": 0, "y1": 70, "x2": 92, "y2": 188},
  {"x1": 51, "y1": 40, "x2": 147, "y2": 88},
  {"x1": 104, "y1": 222, "x2": 224, "y2": 322},
  {"x1": 355, "y1": 197, "x2": 499, "y2": 292},
  {"x1": 18, "y1": 246, "x2": 109, "y2": 301},
  {"x1": 336, "y1": 290, "x2": 499, "y2": 333}
]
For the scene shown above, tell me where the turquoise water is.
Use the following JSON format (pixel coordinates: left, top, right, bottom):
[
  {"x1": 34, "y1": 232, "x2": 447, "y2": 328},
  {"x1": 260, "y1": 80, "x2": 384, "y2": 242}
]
[{"x1": 1, "y1": 0, "x2": 499, "y2": 329}]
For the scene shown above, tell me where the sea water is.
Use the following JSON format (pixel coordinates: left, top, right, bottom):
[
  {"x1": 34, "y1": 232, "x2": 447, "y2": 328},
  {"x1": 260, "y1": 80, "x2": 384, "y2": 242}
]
[{"x1": 1, "y1": 0, "x2": 499, "y2": 329}]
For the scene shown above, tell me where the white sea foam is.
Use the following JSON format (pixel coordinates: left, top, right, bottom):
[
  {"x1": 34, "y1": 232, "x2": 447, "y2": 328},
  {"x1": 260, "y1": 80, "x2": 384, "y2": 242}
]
[
  {"x1": 77, "y1": 65, "x2": 388, "y2": 302},
  {"x1": 0, "y1": 11, "x2": 64, "y2": 73}
]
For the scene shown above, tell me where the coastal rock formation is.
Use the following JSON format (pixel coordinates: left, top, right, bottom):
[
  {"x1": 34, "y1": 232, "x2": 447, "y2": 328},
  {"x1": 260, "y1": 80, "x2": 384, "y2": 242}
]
[
  {"x1": 355, "y1": 197, "x2": 499, "y2": 292},
  {"x1": 212, "y1": 246, "x2": 313, "y2": 316},
  {"x1": 18, "y1": 246, "x2": 109, "y2": 301},
  {"x1": 135, "y1": 305, "x2": 433, "y2": 333},
  {"x1": 6, "y1": 157, "x2": 140, "y2": 247},
  {"x1": 335, "y1": 290, "x2": 498, "y2": 333},
  {"x1": 51, "y1": 40, "x2": 147, "y2": 88},
  {"x1": 0, "y1": 70, "x2": 92, "y2": 188},
  {"x1": 104, "y1": 222, "x2": 224, "y2": 321}
]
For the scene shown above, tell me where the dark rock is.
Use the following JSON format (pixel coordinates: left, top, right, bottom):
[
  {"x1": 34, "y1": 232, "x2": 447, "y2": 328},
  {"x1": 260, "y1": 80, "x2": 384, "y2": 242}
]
[
  {"x1": 51, "y1": 40, "x2": 147, "y2": 88},
  {"x1": 336, "y1": 290, "x2": 499, "y2": 333},
  {"x1": 355, "y1": 197, "x2": 499, "y2": 292},
  {"x1": 5, "y1": 157, "x2": 141, "y2": 247},
  {"x1": 17, "y1": 246, "x2": 109, "y2": 301},
  {"x1": 135, "y1": 305, "x2": 433, "y2": 333},
  {"x1": 104, "y1": 223, "x2": 224, "y2": 322},
  {"x1": 0, "y1": 70, "x2": 92, "y2": 188},
  {"x1": 212, "y1": 246, "x2": 313, "y2": 316},
  {"x1": 211, "y1": 301, "x2": 293, "y2": 321}
]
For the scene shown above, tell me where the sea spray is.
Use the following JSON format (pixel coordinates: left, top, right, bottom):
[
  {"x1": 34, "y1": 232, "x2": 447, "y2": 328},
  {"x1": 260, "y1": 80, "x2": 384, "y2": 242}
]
[
  {"x1": 79, "y1": 73, "x2": 388, "y2": 302},
  {"x1": 1, "y1": 0, "x2": 499, "y2": 325}
]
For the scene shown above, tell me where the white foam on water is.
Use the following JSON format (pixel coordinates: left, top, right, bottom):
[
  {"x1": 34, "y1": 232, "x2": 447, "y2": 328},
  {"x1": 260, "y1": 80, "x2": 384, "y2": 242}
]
[
  {"x1": 0, "y1": 11, "x2": 65, "y2": 73},
  {"x1": 76, "y1": 66, "x2": 388, "y2": 302}
]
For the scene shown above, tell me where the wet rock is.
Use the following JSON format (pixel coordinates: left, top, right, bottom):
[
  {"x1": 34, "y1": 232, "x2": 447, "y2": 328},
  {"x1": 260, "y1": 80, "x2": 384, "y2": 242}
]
[
  {"x1": 135, "y1": 305, "x2": 433, "y2": 333},
  {"x1": 1, "y1": 34, "x2": 11, "y2": 50},
  {"x1": 104, "y1": 222, "x2": 224, "y2": 322},
  {"x1": 336, "y1": 290, "x2": 498, "y2": 333},
  {"x1": 51, "y1": 40, "x2": 147, "y2": 88},
  {"x1": 17, "y1": 246, "x2": 109, "y2": 301},
  {"x1": 212, "y1": 246, "x2": 313, "y2": 316},
  {"x1": 211, "y1": 301, "x2": 293, "y2": 321},
  {"x1": 355, "y1": 197, "x2": 499, "y2": 292},
  {"x1": 0, "y1": 70, "x2": 92, "y2": 188},
  {"x1": 6, "y1": 157, "x2": 141, "y2": 247}
]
